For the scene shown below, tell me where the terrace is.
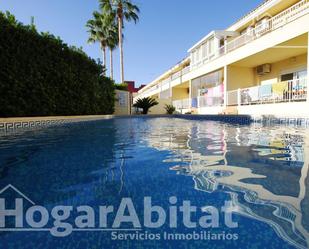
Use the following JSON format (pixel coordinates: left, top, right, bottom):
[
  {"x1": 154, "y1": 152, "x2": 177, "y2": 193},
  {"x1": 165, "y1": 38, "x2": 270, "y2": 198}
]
[
  {"x1": 137, "y1": 64, "x2": 190, "y2": 100},
  {"x1": 139, "y1": 0, "x2": 309, "y2": 116},
  {"x1": 224, "y1": 31, "x2": 308, "y2": 116},
  {"x1": 227, "y1": 78, "x2": 307, "y2": 106},
  {"x1": 190, "y1": 0, "x2": 309, "y2": 70}
]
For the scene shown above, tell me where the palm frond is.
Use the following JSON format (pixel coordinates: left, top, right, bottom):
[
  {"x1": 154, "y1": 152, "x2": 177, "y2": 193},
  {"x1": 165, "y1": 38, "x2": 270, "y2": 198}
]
[{"x1": 133, "y1": 97, "x2": 158, "y2": 114}]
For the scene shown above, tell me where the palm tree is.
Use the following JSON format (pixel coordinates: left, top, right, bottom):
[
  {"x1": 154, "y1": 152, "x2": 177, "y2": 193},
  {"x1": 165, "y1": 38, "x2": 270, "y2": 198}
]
[
  {"x1": 108, "y1": 40, "x2": 116, "y2": 80},
  {"x1": 133, "y1": 97, "x2": 158, "y2": 115},
  {"x1": 86, "y1": 11, "x2": 109, "y2": 75},
  {"x1": 105, "y1": 14, "x2": 119, "y2": 80},
  {"x1": 164, "y1": 104, "x2": 176, "y2": 115},
  {"x1": 100, "y1": 0, "x2": 140, "y2": 83}
]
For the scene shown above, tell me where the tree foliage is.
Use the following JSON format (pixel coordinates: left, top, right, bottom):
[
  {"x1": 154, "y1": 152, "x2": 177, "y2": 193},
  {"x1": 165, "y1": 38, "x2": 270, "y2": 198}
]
[
  {"x1": 133, "y1": 97, "x2": 158, "y2": 115},
  {"x1": 164, "y1": 104, "x2": 176, "y2": 115},
  {"x1": 0, "y1": 11, "x2": 115, "y2": 117},
  {"x1": 115, "y1": 83, "x2": 128, "y2": 91},
  {"x1": 99, "y1": 0, "x2": 140, "y2": 83},
  {"x1": 86, "y1": 10, "x2": 118, "y2": 78}
]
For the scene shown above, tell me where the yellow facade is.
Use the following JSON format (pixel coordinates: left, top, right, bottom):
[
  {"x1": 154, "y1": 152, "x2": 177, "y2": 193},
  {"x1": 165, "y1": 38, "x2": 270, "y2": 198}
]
[
  {"x1": 134, "y1": 0, "x2": 309, "y2": 117},
  {"x1": 172, "y1": 85, "x2": 189, "y2": 101},
  {"x1": 258, "y1": 54, "x2": 307, "y2": 85},
  {"x1": 227, "y1": 66, "x2": 256, "y2": 91}
]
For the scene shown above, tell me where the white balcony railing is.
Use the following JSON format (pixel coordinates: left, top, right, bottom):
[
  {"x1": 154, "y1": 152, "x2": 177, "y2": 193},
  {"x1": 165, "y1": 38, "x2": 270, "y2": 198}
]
[
  {"x1": 195, "y1": 84, "x2": 225, "y2": 108},
  {"x1": 170, "y1": 66, "x2": 191, "y2": 81},
  {"x1": 141, "y1": 1, "x2": 308, "y2": 99},
  {"x1": 226, "y1": 0, "x2": 308, "y2": 53},
  {"x1": 173, "y1": 98, "x2": 191, "y2": 110},
  {"x1": 182, "y1": 66, "x2": 191, "y2": 75},
  {"x1": 161, "y1": 78, "x2": 170, "y2": 88},
  {"x1": 198, "y1": 96, "x2": 224, "y2": 108},
  {"x1": 192, "y1": 0, "x2": 309, "y2": 70},
  {"x1": 226, "y1": 78, "x2": 307, "y2": 106},
  {"x1": 171, "y1": 71, "x2": 181, "y2": 80},
  {"x1": 139, "y1": 66, "x2": 191, "y2": 97},
  {"x1": 227, "y1": 90, "x2": 239, "y2": 106}
]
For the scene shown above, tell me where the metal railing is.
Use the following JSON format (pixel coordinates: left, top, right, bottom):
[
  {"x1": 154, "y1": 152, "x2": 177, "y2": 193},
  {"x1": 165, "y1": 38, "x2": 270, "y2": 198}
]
[{"x1": 226, "y1": 78, "x2": 307, "y2": 106}]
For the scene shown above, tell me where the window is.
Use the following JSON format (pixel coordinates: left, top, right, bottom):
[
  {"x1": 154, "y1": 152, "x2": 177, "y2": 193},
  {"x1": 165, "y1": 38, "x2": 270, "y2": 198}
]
[
  {"x1": 281, "y1": 69, "x2": 307, "y2": 81},
  {"x1": 208, "y1": 38, "x2": 214, "y2": 55},
  {"x1": 202, "y1": 43, "x2": 207, "y2": 58},
  {"x1": 117, "y1": 92, "x2": 128, "y2": 106},
  {"x1": 191, "y1": 70, "x2": 223, "y2": 98},
  {"x1": 196, "y1": 49, "x2": 200, "y2": 62},
  {"x1": 199, "y1": 47, "x2": 203, "y2": 60},
  {"x1": 281, "y1": 73, "x2": 293, "y2": 82},
  {"x1": 219, "y1": 39, "x2": 225, "y2": 47},
  {"x1": 295, "y1": 69, "x2": 307, "y2": 79},
  {"x1": 191, "y1": 53, "x2": 195, "y2": 65}
]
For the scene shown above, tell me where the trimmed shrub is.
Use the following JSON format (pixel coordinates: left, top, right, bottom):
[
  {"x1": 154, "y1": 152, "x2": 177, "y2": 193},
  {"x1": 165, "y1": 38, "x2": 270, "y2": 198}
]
[{"x1": 0, "y1": 11, "x2": 115, "y2": 117}]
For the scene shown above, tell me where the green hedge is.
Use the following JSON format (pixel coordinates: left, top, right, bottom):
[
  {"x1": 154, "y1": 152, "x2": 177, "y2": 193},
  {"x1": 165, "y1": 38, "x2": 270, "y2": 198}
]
[
  {"x1": 115, "y1": 83, "x2": 128, "y2": 91},
  {"x1": 0, "y1": 12, "x2": 115, "y2": 117}
]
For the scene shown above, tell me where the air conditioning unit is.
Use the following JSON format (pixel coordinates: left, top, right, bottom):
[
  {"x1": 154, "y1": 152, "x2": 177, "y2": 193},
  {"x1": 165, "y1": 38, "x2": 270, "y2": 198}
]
[{"x1": 256, "y1": 64, "x2": 271, "y2": 75}]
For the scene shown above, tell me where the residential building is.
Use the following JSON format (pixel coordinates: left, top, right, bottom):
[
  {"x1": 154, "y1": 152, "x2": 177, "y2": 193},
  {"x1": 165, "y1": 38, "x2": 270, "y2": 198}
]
[
  {"x1": 134, "y1": 0, "x2": 309, "y2": 118},
  {"x1": 126, "y1": 81, "x2": 146, "y2": 93}
]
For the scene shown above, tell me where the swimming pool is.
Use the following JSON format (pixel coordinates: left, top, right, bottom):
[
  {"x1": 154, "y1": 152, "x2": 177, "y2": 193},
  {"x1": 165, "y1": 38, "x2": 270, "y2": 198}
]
[{"x1": 0, "y1": 117, "x2": 308, "y2": 249}]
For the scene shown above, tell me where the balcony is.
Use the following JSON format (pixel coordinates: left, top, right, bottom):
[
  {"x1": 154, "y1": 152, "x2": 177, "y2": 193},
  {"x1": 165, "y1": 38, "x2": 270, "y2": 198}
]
[
  {"x1": 194, "y1": 83, "x2": 225, "y2": 108},
  {"x1": 169, "y1": 65, "x2": 191, "y2": 83},
  {"x1": 139, "y1": 66, "x2": 191, "y2": 98},
  {"x1": 172, "y1": 98, "x2": 191, "y2": 110},
  {"x1": 227, "y1": 78, "x2": 307, "y2": 106},
  {"x1": 192, "y1": 0, "x2": 309, "y2": 70},
  {"x1": 197, "y1": 96, "x2": 224, "y2": 108},
  {"x1": 225, "y1": 0, "x2": 308, "y2": 53}
]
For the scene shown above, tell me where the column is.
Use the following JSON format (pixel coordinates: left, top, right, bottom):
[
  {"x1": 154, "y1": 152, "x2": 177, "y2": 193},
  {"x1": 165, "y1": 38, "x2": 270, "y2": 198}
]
[
  {"x1": 224, "y1": 37, "x2": 228, "y2": 54},
  {"x1": 237, "y1": 88, "x2": 241, "y2": 107},
  {"x1": 224, "y1": 65, "x2": 228, "y2": 108},
  {"x1": 214, "y1": 36, "x2": 221, "y2": 57},
  {"x1": 307, "y1": 32, "x2": 309, "y2": 103},
  {"x1": 189, "y1": 80, "x2": 192, "y2": 108}
]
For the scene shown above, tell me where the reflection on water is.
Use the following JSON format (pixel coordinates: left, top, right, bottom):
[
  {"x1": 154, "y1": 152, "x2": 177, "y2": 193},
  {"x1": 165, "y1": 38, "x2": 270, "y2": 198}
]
[
  {"x1": 143, "y1": 119, "x2": 309, "y2": 249},
  {"x1": 0, "y1": 118, "x2": 309, "y2": 248}
]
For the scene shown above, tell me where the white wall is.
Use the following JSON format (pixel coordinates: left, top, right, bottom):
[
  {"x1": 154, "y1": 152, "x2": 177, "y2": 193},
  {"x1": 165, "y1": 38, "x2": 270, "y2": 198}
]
[
  {"x1": 198, "y1": 106, "x2": 225, "y2": 115},
  {"x1": 114, "y1": 90, "x2": 130, "y2": 115},
  {"x1": 238, "y1": 102, "x2": 309, "y2": 118}
]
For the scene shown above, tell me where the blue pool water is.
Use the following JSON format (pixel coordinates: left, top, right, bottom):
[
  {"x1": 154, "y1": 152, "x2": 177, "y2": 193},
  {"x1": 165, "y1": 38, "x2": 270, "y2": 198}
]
[{"x1": 0, "y1": 117, "x2": 308, "y2": 249}]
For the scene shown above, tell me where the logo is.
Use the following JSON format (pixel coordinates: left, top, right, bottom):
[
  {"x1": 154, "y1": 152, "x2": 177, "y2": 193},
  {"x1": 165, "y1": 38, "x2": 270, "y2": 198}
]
[{"x1": 0, "y1": 184, "x2": 239, "y2": 240}]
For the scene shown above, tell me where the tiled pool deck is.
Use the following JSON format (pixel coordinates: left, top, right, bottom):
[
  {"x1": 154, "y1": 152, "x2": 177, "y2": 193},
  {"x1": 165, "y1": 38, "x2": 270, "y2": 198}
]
[{"x1": 1, "y1": 114, "x2": 309, "y2": 134}]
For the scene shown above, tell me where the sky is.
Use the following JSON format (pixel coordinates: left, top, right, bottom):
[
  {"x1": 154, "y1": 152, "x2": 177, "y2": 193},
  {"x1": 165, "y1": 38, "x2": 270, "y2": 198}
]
[{"x1": 0, "y1": 0, "x2": 263, "y2": 86}]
